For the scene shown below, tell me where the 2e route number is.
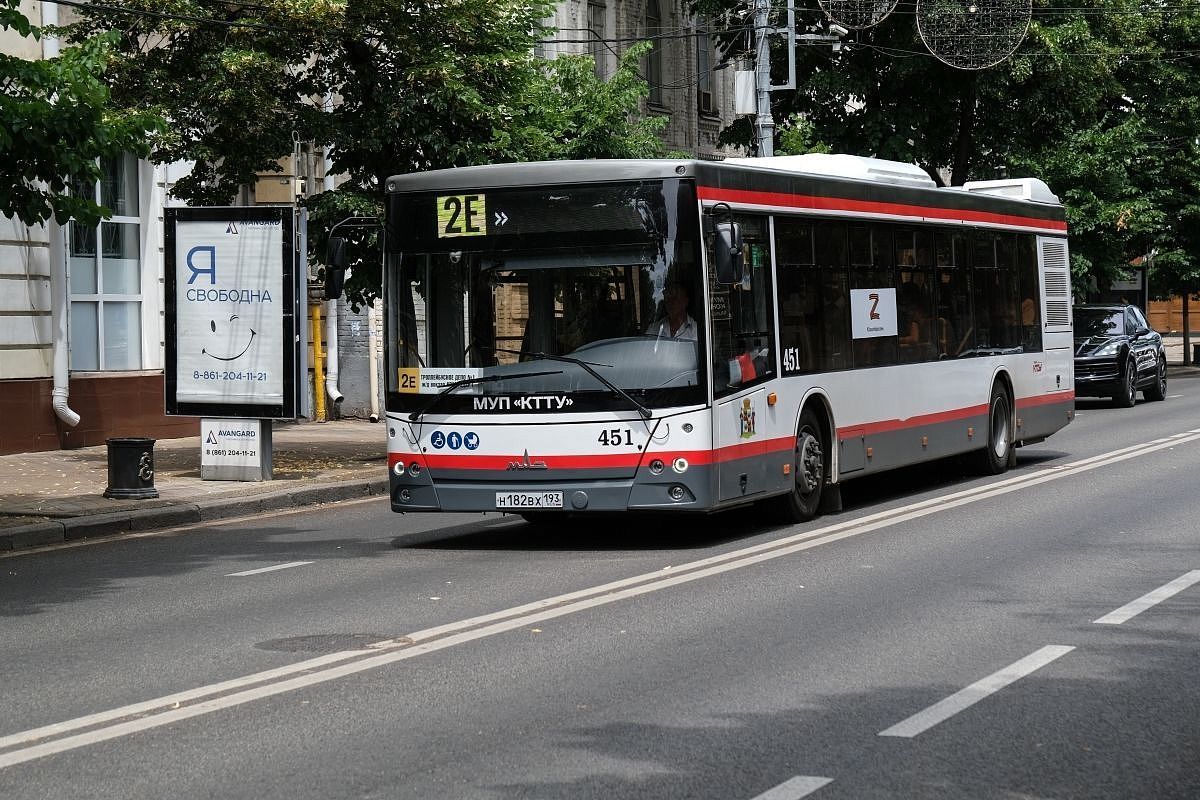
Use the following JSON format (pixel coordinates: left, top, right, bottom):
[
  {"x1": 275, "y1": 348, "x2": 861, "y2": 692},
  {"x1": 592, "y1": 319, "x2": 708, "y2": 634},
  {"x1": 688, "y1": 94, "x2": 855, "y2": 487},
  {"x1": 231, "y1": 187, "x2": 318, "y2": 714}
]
[
  {"x1": 437, "y1": 194, "x2": 486, "y2": 238},
  {"x1": 597, "y1": 428, "x2": 634, "y2": 447}
]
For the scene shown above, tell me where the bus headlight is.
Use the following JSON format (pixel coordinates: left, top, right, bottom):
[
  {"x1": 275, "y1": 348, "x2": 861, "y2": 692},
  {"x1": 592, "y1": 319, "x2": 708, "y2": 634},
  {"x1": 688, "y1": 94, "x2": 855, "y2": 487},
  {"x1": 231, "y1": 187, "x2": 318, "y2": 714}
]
[
  {"x1": 409, "y1": 462, "x2": 422, "y2": 476},
  {"x1": 648, "y1": 459, "x2": 664, "y2": 475},
  {"x1": 668, "y1": 485, "x2": 688, "y2": 502},
  {"x1": 392, "y1": 462, "x2": 406, "y2": 477},
  {"x1": 672, "y1": 457, "x2": 689, "y2": 474}
]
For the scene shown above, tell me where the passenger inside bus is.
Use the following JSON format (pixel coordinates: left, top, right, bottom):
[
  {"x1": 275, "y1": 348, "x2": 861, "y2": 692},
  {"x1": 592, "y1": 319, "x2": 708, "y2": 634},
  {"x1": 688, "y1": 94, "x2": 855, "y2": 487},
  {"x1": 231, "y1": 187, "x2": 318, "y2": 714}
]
[{"x1": 898, "y1": 282, "x2": 934, "y2": 361}]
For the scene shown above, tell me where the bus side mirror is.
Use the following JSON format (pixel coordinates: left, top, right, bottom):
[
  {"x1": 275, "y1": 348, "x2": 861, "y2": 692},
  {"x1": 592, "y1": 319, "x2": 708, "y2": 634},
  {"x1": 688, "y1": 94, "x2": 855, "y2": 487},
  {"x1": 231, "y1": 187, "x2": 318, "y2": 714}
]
[
  {"x1": 324, "y1": 236, "x2": 347, "y2": 300},
  {"x1": 714, "y1": 222, "x2": 743, "y2": 285}
]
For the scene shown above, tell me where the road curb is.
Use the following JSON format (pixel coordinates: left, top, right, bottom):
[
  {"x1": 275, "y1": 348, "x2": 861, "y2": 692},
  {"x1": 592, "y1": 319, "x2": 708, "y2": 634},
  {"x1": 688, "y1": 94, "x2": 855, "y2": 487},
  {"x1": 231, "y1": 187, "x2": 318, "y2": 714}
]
[
  {"x1": 0, "y1": 478, "x2": 389, "y2": 552},
  {"x1": 0, "y1": 519, "x2": 66, "y2": 551}
]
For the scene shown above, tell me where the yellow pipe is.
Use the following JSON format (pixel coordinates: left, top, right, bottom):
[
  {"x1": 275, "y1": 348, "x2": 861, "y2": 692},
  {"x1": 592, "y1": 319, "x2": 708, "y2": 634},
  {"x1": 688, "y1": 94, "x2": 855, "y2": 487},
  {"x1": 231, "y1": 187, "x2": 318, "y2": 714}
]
[{"x1": 311, "y1": 300, "x2": 327, "y2": 422}]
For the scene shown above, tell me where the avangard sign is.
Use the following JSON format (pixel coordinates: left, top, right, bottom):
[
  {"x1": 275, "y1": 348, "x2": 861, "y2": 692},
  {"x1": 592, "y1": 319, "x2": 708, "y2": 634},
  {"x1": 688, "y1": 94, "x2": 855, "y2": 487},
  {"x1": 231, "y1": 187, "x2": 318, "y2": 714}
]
[{"x1": 164, "y1": 207, "x2": 304, "y2": 419}]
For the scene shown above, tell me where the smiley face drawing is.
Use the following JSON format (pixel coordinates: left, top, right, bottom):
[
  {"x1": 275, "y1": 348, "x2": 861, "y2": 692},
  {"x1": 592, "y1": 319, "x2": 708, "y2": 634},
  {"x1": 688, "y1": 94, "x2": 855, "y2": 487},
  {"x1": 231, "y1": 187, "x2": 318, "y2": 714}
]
[{"x1": 202, "y1": 314, "x2": 257, "y2": 362}]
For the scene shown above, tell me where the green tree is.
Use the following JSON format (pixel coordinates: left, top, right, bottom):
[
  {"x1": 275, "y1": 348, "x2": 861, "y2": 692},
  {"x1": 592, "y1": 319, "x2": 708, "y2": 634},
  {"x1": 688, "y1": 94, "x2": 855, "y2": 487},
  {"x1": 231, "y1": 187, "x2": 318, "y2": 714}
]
[
  {"x1": 69, "y1": 0, "x2": 554, "y2": 205},
  {"x1": 500, "y1": 42, "x2": 669, "y2": 161},
  {"x1": 694, "y1": 0, "x2": 1172, "y2": 296},
  {"x1": 70, "y1": 1, "x2": 672, "y2": 309},
  {"x1": 1, "y1": 1, "x2": 161, "y2": 226}
]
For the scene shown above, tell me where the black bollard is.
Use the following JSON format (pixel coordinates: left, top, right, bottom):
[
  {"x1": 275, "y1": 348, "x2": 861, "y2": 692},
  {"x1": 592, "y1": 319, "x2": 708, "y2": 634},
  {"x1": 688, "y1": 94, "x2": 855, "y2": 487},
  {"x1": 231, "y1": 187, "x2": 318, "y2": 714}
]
[{"x1": 104, "y1": 437, "x2": 159, "y2": 499}]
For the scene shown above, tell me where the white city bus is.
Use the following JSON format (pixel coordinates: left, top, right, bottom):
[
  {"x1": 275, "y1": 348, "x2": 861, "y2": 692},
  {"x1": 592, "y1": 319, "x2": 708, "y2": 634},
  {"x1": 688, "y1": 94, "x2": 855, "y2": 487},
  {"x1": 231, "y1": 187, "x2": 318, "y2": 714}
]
[{"x1": 382, "y1": 154, "x2": 1073, "y2": 521}]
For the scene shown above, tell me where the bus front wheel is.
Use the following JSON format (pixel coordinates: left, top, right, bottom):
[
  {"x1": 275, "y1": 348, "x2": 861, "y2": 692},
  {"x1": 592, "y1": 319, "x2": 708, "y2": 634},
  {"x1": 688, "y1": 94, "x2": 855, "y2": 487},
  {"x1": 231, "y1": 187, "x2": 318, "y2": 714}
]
[{"x1": 774, "y1": 407, "x2": 827, "y2": 523}]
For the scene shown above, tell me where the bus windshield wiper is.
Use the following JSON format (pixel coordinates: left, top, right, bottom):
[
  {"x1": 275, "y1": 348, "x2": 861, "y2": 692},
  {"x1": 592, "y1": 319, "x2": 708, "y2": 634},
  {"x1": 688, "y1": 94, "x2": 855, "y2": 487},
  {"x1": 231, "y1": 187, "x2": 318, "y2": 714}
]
[
  {"x1": 489, "y1": 347, "x2": 652, "y2": 420},
  {"x1": 407, "y1": 370, "x2": 562, "y2": 421}
]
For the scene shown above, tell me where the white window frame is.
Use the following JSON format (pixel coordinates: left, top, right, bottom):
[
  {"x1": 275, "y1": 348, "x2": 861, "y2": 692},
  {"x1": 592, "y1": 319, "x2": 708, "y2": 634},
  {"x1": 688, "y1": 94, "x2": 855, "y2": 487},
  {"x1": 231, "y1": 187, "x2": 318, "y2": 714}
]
[{"x1": 67, "y1": 154, "x2": 151, "y2": 372}]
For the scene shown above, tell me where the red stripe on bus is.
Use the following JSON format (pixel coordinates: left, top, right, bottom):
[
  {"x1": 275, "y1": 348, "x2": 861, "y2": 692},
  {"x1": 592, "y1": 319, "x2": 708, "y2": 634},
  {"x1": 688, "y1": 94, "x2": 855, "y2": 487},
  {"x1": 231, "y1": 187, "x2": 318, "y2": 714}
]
[
  {"x1": 390, "y1": 393, "x2": 1072, "y2": 470},
  {"x1": 696, "y1": 186, "x2": 1068, "y2": 233},
  {"x1": 1016, "y1": 390, "x2": 1076, "y2": 409},
  {"x1": 392, "y1": 436, "x2": 797, "y2": 472},
  {"x1": 839, "y1": 404, "x2": 989, "y2": 438},
  {"x1": 837, "y1": 391, "x2": 1074, "y2": 439}
]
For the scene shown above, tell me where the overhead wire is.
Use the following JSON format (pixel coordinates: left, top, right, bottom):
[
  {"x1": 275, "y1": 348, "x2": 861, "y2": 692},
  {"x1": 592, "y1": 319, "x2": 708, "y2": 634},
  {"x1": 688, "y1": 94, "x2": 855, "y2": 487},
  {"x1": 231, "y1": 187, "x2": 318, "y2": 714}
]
[{"x1": 38, "y1": 1, "x2": 1200, "y2": 68}]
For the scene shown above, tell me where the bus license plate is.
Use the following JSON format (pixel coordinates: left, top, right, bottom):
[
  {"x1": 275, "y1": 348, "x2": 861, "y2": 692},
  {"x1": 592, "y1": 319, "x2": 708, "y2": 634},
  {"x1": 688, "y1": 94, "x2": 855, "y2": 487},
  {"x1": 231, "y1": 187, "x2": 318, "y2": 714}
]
[{"x1": 495, "y1": 491, "x2": 564, "y2": 509}]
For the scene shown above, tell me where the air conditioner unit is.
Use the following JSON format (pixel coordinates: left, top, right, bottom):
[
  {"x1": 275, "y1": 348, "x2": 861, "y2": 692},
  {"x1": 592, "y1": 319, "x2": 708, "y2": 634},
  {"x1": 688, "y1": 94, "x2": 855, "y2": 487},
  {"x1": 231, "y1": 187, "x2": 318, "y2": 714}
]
[{"x1": 699, "y1": 90, "x2": 714, "y2": 115}]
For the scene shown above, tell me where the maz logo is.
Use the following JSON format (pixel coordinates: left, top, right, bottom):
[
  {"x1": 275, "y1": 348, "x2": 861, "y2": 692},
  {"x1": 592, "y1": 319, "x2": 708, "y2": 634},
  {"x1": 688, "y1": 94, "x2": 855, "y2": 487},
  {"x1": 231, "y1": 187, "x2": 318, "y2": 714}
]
[
  {"x1": 868, "y1": 293, "x2": 881, "y2": 321},
  {"x1": 507, "y1": 449, "x2": 549, "y2": 470}
]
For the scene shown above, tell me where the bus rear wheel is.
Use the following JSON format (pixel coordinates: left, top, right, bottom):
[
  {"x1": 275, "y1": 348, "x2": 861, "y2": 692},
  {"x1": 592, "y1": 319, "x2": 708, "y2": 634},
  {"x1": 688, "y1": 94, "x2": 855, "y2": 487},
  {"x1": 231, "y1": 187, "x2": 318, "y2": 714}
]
[
  {"x1": 977, "y1": 383, "x2": 1012, "y2": 475},
  {"x1": 773, "y1": 407, "x2": 826, "y2": 523}
]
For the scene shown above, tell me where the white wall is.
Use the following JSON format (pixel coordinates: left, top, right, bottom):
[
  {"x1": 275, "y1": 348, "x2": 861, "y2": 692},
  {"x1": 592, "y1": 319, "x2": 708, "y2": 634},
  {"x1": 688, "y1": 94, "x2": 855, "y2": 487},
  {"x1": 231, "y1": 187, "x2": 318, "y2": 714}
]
[{"x1": 0, "y1": 216, "x2": 53, "y2": 379}]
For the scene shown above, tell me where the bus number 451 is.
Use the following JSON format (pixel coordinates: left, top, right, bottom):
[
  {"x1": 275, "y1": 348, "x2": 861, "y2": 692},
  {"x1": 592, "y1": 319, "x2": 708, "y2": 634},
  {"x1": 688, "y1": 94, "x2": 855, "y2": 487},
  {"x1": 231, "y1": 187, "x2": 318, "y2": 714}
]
[{"x1": 597, "y1": 428, "x2": 634, "y2": 446}]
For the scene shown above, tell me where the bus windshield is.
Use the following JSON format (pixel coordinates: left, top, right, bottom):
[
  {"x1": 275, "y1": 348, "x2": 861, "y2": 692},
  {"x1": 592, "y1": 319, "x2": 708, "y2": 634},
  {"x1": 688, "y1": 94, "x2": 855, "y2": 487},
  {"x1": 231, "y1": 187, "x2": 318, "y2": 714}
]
[{"x1": 385, "y1": 181, "x2": 706, "y2": 414}]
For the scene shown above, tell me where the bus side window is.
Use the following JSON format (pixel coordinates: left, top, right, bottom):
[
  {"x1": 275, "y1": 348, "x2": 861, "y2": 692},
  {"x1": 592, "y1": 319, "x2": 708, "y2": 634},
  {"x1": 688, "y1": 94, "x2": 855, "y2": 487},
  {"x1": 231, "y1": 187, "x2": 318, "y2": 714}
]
[
  {"x1": 775, "y1": 219, "x2": 817, "y2": 374},
  {"x1": 849, "y1": 224, "x2": 895, "y2": 368},
  {"x1": 935, "y1": 230, "x2": 972, "y2": 357},
  {"x1": 1017, "y1": 234, "x2": 1042, "y2": 351},
  {"x1": 814, "y1": 222, "x2": 850, "y2": 371}
]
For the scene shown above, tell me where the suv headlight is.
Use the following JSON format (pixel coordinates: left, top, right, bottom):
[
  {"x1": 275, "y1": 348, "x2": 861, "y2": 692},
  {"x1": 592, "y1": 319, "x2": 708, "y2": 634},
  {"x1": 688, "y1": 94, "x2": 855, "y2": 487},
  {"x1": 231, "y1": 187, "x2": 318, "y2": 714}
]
[{"x1": 1094, "y1": 340, "x2": 1122, "y2": 356}]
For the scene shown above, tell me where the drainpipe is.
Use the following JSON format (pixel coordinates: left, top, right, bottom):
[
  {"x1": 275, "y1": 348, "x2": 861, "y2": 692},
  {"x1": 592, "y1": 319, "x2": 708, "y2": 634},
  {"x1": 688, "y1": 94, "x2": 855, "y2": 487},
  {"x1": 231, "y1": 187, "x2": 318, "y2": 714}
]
[
  {"x1": 49, "y1": 221, "x2": 80, "y2": 428},
  {"x1": 44, "y1": 2, "x2": 80, "y2": 428},
  {"x1": 311, "y1": 301, "x2": 326, "y2": 422},
  {"x1": 324, "y1": 298, "x2": 343, "y2": 411},
  {"x1": 321, "y1": 133, "x2": 344, "y2": 412}
]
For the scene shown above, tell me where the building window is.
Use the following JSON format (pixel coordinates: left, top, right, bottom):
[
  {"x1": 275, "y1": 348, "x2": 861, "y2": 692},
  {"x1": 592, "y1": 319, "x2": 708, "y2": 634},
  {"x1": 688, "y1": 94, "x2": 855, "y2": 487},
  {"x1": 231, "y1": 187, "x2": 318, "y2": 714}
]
[
  {"x1": 588, "y1": 0, "x2": 607, "y2": 78},
  {"x1": 69, "y1": 154, "x2": 143, "y2": 371},
  {"x1": 696, "y1": 22, "x2": 714, "y2": 114},
  {"x1": 645, "y1": 0, "x2": 664, "y2": 106}
]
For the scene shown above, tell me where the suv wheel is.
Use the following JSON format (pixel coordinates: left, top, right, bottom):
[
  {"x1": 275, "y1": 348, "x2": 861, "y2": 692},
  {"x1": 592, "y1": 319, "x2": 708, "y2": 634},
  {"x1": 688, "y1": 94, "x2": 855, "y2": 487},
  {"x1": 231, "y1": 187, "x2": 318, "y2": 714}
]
[
  {"x1": 1115, "y1": 355, "x2": 1137, "y2": 408},
  {"x1": 1144, "y1": 354, "x2": 1167, "y2": 401}
]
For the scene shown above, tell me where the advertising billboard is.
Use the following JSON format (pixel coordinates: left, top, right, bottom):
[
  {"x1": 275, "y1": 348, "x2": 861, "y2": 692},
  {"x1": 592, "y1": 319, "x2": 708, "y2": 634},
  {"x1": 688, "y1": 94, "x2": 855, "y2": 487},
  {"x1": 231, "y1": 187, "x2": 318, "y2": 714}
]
[{"x1": 165, "y1": 207, "x2": 300, "y2": 418}]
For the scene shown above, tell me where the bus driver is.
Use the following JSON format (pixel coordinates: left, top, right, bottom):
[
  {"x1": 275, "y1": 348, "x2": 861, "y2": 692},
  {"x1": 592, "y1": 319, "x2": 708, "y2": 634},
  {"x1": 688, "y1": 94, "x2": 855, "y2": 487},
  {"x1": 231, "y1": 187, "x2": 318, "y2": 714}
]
[{"x1": 648, "y1": 280, "x2": 698, "y2": 341}]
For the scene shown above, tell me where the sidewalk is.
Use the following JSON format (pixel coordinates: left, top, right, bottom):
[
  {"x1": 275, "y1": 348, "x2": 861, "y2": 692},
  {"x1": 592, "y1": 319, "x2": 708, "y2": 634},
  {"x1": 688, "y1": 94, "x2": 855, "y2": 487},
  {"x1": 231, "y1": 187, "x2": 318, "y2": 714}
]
[
  {"x1": 1162, "y1": 333, "x2": 1200, "y2": 370},
  {"x1": 0, "y1": 420, "x2": 388, "y2": 551}
]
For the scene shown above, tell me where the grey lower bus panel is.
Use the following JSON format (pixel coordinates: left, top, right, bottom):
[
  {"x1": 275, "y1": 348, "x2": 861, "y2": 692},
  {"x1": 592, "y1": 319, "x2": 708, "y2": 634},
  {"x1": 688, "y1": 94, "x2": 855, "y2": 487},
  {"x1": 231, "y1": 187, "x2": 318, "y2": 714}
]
[{"x1": 391, "y1": 467, "x2": 719, "y2": 514}]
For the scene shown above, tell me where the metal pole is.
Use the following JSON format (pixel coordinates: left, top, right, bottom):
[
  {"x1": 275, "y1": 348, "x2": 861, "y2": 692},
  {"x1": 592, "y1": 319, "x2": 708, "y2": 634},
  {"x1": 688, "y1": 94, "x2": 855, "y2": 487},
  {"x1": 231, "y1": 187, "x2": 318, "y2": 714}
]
[{"x1": 754, "y1": 0, "x2": 774, "y2": 157}]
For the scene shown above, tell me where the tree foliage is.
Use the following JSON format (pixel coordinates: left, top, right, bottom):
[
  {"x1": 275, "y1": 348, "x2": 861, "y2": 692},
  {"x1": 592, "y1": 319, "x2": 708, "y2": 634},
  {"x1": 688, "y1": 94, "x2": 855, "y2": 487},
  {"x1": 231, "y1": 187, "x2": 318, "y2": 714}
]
[
  {"x1": 69, "y1": 0, "x2": 668, "y2": 309},
  {"x1": 1, "y1": 0, "x2": 161, "y2": 226},
  {"x1": 693, "y1": 0, "x2": 1200, "y2": 298}
]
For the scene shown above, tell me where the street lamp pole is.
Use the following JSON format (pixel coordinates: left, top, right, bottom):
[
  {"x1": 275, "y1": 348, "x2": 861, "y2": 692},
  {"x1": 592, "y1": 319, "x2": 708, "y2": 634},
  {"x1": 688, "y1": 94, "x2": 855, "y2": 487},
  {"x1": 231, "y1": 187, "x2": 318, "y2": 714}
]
[{"x1": 754, "y1": 0, "x2": 774, "y2": 157}]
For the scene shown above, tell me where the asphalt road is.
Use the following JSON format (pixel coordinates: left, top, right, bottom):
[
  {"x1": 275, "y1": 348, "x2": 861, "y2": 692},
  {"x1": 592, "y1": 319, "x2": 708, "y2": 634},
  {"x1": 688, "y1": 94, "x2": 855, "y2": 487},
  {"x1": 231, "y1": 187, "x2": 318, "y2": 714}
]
[{"x1": 2, "y1": 376, "x2": 1198, "y2": 799}]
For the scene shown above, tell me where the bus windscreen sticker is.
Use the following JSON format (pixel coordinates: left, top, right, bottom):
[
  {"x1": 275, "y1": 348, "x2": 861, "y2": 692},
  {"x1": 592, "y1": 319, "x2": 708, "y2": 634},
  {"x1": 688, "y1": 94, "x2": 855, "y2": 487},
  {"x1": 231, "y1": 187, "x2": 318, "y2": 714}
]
[{"x1": 850, "y1": 288, "x2": 898, "y2": 338}]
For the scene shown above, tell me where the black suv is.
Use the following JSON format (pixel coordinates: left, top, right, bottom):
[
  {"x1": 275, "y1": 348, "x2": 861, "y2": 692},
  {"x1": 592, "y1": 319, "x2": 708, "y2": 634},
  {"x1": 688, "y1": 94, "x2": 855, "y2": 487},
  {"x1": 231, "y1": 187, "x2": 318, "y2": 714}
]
[{"x1": 1074, "y1": 304, "x2": 1167, "y2": 406}]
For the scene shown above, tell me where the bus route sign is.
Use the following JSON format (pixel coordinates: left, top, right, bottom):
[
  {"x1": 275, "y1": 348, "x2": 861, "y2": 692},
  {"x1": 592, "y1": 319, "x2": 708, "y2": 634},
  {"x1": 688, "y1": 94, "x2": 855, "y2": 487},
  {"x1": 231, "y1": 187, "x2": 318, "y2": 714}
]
[{"x1": 437, "y1": 194, "x2": 487, "y2": 238}]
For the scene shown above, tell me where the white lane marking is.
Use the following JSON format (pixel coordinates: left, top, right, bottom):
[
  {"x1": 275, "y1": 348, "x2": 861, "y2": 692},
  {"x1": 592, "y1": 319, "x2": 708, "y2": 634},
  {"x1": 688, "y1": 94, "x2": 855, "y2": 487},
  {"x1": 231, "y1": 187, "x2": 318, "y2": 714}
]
[
  {"x1": 1094, "y1": 570, "x2": 1200, "y2": 625},
  {"x1": 750, "y1": 775, "x2": 833, "y2": 799},
  {"x1": 226, "y1": 561, "x2": 313, "y2": 577},
  {"x1": 878, "y1": 645, "x2": 1074, "y2": 738},
  {"x1": 3, "y1": 431, "x2": 1199, "y2": 767},
  {"x1": 0, "y1": 649, "x2": 371, "y2": 752}
]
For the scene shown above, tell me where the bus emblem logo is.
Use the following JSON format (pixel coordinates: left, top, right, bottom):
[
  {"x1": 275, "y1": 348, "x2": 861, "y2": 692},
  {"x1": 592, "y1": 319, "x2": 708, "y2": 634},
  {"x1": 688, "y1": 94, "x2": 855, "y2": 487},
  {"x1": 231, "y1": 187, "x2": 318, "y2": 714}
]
[
  {"x1": 739, "y1": 398, "x2": 757, "y2": 439},
  {"x1": 507, "y1": 450, "x2": 548, "y2": 470}
]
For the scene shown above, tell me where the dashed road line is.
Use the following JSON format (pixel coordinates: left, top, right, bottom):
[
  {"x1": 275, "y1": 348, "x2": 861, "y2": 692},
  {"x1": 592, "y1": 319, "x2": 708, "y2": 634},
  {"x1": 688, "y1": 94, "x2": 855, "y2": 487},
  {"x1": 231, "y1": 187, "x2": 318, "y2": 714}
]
[
  {"x1": 749, "y1": 775, "x2": 834, "y2": 799},
  {"x1": 879, "y1": 645, "x2": 1075, "y2": 738},
  {"x1": 1094, "y1": 570, "x2": 1200, "y2": 625},
  {"x1": 226, "y1": 561, "x2": 313, "y2": 577}
]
